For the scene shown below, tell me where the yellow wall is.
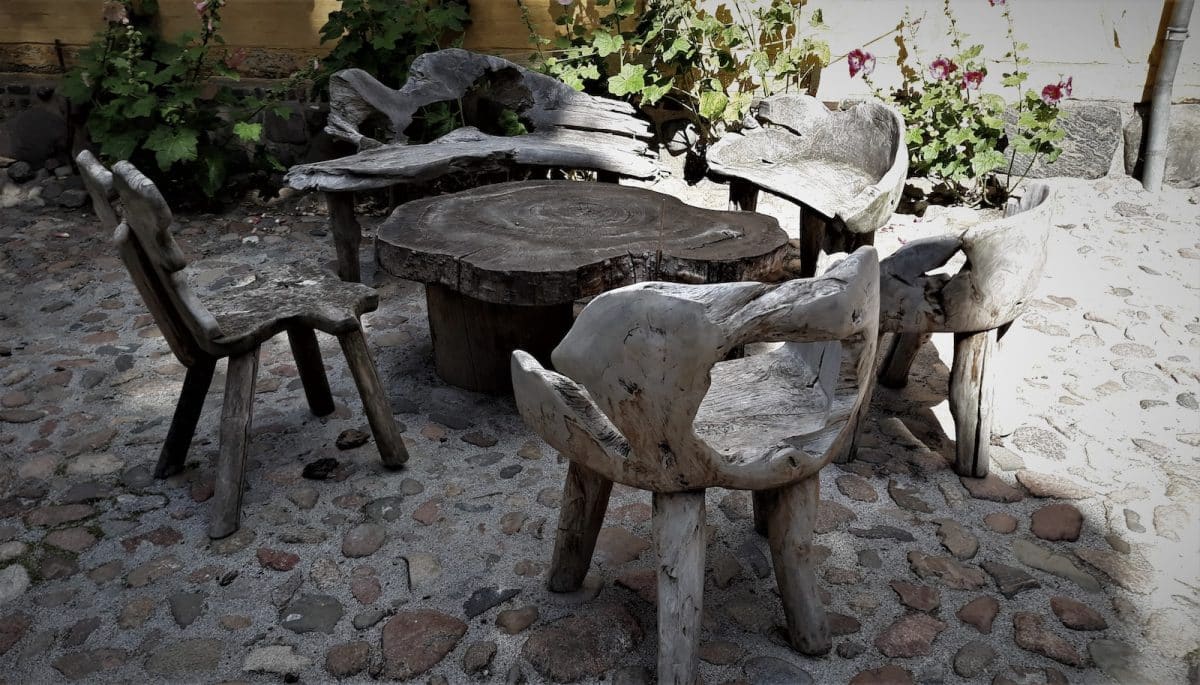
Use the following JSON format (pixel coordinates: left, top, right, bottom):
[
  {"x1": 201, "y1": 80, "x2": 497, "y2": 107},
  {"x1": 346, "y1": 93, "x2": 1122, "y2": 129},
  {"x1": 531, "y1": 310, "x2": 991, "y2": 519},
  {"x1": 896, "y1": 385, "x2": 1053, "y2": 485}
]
[{"x1": 1, "y1": 0, "x2": 1196, "y2": 102}]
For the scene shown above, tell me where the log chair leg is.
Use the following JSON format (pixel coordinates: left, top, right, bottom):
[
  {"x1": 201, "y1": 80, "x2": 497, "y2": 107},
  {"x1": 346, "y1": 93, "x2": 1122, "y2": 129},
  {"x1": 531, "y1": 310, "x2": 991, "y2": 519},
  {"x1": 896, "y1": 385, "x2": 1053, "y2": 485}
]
[
  {"x1": 286, "y1": 327, "x2": 334, "y2": 417},
  {"x1": 950, "y1": 328, "x2": 998, "y2": 478},
  {"x1": 798, "y1": 209, "x2": 827, "y2": 278},
  {"x1": 326, "y1": 191, "x2": 362, "y2": 283},
  {"x1": 155, "y1": 357, "x2": 216, "y2": 479},
  {"x1": 653, "y1": 489, "x2": 707, "y2": 685},
  {"x1": 751, "y1": 491, "x2": 770, "y2": 536},
  {"x1": 728, "y1": 179, "x2": 760, "y2": 212},
  {"x1": 547, "y1": 461, "x2": 613, "y2": 592},
  {"x1": 209, "y1": 349, "x2": 260, "y2": 539},
  {"x1": 878, "y1": 332, "x2": 931, "y2": 389},
  {"x1": 337, "y1": 325, "x2": 409, "y2": 469},
  {"x1": 762, "y1": 477, "x2": 831, "y2": 656},
  {"x1": 596, "y1": 170, "x2": 621, "y2": 184}
]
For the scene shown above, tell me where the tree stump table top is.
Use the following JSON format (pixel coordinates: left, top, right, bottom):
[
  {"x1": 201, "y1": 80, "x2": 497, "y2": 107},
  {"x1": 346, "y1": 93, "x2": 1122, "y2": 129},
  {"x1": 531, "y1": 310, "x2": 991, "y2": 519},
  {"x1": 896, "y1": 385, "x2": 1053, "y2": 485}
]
[
  {"x1": 376, "y1": 180, "x2": 791, "y2": 307},
  {"x1": 375, "y1": 180, "x2": 790, "y2": 393}
]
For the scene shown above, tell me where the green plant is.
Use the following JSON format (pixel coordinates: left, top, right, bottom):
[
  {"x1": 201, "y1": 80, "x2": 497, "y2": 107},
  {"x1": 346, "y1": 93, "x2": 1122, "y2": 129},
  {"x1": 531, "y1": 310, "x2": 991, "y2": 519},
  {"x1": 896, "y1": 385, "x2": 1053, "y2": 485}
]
[
  {"x1": 854, "y1": 0, "x2": 1068, "y2": 204},
  {"x1": 64, "y1": 0, "x2": 282, "y2": 202},
  {"x1": 517, "y1": 0, "x2": 830, "y2": 148}
]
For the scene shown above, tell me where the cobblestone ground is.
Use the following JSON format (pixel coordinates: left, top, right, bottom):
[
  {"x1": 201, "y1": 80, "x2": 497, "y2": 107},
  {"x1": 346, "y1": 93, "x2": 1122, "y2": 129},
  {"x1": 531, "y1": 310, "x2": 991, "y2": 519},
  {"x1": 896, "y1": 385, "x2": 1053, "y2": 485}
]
[{"x1": 0, "y1": 169, "x2": 1197, "y2": 684}]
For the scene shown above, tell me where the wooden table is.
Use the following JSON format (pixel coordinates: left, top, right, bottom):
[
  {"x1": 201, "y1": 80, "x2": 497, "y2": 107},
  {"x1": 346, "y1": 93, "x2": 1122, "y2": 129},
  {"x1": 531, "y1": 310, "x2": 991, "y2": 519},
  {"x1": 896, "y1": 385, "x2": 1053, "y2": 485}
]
[{"x1": 376, "y1": 180, "x2": 790, "y2": 393}]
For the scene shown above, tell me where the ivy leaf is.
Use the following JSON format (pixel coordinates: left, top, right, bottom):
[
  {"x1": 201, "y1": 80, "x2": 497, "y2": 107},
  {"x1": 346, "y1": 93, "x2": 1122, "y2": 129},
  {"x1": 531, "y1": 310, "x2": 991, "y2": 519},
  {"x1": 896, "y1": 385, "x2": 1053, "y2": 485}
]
[
  {"x1": 99, "y1": 131, "x2": 141, "y2": 161},
  {"x1": 233, "y1": 121, "x2": 263, "y2": 143},
  {"x1": 592, "y1": 32, "x2": 623, "y2": 58},
  {"x1": 971, "y1": 149, "x2": 1007, "y2": 176},
  {"x1": 145, "y1": 127, "x2": 199, "y2": 170},
  {"x1": 640, "y1": 82, "x2": 671, "y2": 105},
  {"x1": 607, "y1": 63, "x2": 646, "y2": 97},
  {"x1": 698, "y1": 90, "x2": 729, "y2": 121}
]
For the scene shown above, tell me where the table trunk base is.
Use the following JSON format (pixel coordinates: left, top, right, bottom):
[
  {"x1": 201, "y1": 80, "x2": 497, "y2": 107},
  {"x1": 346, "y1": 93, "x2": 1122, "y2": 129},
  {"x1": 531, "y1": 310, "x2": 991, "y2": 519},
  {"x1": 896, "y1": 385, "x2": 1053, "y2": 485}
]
[{"x1": 426, "y1": 285, "x2": 574, "y2": 394}]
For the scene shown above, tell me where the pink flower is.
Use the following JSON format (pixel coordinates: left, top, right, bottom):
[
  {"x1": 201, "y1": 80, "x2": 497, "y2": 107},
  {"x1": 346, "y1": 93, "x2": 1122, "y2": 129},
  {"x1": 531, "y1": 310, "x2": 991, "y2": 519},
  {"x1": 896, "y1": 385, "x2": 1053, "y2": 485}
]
[
  {"x1": 847, "y1": 49, "x2": 875, "y2": 78},
  {"x1": 1041, "y1": 77, "x2": 1073, "y2": 105},
  {"x1": 961, "y1": 70, "x2": 984, "y2": 90},
  {"x1": 102, "y1": 0, "x2": 128, "y2": 24},
  {"x1": 1060, "y1": 76, "x2": 1073, "y2": 97},
  {"x1": 929, "y1": 57, "x2": 958, "y2": 81},
  {"x1": 194, "y1": 0, "x2": 207, "y2": 13},
  {"x1": 224, "y1": 48, "x2": 248, "y2": 70}
]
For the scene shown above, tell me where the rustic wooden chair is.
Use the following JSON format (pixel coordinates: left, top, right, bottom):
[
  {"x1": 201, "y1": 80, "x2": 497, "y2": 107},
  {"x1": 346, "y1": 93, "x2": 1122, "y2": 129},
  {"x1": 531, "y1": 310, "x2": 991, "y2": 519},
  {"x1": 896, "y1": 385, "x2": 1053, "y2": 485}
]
[
  {"x1": 707, "y1": 94, "x2": 907, "y2": 277},
  {"x1": 877, "y1": 183, "x2": 1054, "y2": 477},
  {"x1": 77, "y1": 153, "x2": 409, "y2": 539},
  {"x1": 284, "y1": 48, "x2": 658, "y2": 282},
  {"x1": 511, "y1": 247, "x2": 880, "y2": 684}
]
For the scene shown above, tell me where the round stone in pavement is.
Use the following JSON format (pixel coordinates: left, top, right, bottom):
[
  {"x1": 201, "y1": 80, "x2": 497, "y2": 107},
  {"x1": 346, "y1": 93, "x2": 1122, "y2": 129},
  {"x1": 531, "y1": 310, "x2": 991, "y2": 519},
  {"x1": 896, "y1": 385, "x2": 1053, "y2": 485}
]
[
  {"x1": 874, "y1": 613, "x2": 947, "y2": 657},
  {"x1": 956, "y1": 596, "x2": 999, "y2": 634},
  {"x1": 953, "y1": 640, "x2": 997, "y2": 678},
  {"x1": 1050, "y1": 596, "x2": 1108, "y2": 630},
  {"x1": 984, "y1": 512, "x2": 1019, "y2": 533},
  {"x1": 144, "y1": 638, "x2": 223, "y2": 678},
  {"x1": 342, "y1": 523, "x2": 386, "y2": 557},
  {"x1": 849, "y1": 664, "x2": 914, "y2": 684},
  {"x1": 326, "y1": 641, "x2": 370, "y2": 679},
  {"x1": 243, "y1": 645, "x2": 313, "y2": 675},
  {"x1": 280, "y1": 594, "x2": 344, "y2": 634},
  {"x1": 382, "y1": 609, "x2": 467, "y2": 680},
  {"x1": 1031, "y1": 503, "x2": 1084, "y2": 541},
  {"x1": 743, "y1": 655, "x2": 813, "y2": 684},
  {"x1": 521, "y1": 602, "x2": 642, "y2": 682}
]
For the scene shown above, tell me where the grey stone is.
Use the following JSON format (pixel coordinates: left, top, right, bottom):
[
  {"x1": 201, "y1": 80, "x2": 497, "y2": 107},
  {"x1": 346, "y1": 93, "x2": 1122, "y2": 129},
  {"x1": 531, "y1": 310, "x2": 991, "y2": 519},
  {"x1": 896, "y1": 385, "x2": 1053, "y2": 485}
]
[
  {"x1": 954, "y1": 641, "x2": 997, "y2": 679},
  {"x1": 144, "y1": 638, "x2": 223, "y2": 677},
  {"x1": 362, "y1": 496, "x2": 405, "y2": 522},
  {"x1": 1009, "y1": 102, "x2": 1122, "y2": 180},
  {"x1": 462, "y1": 640, "x2": 497, "y2": 676},
  {"x1": 341, "y1": 523, "x2": 386, "y2": 557},
  {"x1": 1013, "y1": 539, "x2": 1101, "y2": 592},
  {"x1": 281, "y1": 593, "x2": 344, "y2": 633},
  {"x1": 849, "y1": 525, "x2": 915, "y2": 542},
  {"x1": 243, "y1": 645, "x2": 313, "y2": 674},
  {"x1": 743, "y1": 656, "x2": 814, "y2": 684},
  {"x1": 352, "y1": 609, "x2": 387, "y2": 630},
  {"x1": 168, "y1": 591, "x2": 206, "y2": 628},
  {"x1": 57, "y1": 189, "x2": 88, "y2": 209},
  {"x1": 1124, "y1": 103, "x2": 1200, "y2": 188},
  {"x1": 6, "y1": 161, "x2": 33, "y2": 183},
  {"x1": 463, "y1": 586, "x2": 520, "y2": 618},
  {"x1": 1089, "y1": 639, "x2": 1149, "y2": 683},
  {"x1": 0, "y1": 565, "x2": 29, "y2": 604},
  {"x1": 981, "y1": 560, "x2": 1041, "y2": 598}
]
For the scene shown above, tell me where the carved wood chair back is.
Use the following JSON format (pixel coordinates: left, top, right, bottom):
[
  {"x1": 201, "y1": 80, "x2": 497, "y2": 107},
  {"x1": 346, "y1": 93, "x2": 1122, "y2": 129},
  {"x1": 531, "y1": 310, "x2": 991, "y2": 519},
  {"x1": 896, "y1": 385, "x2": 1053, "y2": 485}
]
[
  {"x1": 758, "y1": 94, "x2": 905, "y2": 182},
  {"x1": 106, "y1": 161, "x2": 222, "y2": 365},
  {"x1": 76, "y1": 150, "x2": 121, "y2": 231}
]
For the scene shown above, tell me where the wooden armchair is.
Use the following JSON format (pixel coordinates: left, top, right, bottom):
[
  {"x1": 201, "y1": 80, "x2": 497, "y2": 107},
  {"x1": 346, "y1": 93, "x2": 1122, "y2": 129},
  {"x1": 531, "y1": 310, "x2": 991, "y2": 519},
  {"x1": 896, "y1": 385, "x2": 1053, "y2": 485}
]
[
  {"x1": 284, "y1": 48, "x2": 658, "y2": 282},
  {"x1": 707, "y1": 94, "x2": 907, "y2": 276},
  {"x1": 511, "y1": 247, "x2": 879, "y2": 684},
  {"x1": 77, "y1": 152, "x2": 409, "y2": 538},
  {"x1": 877, "y1": 183, "x2": 1054, "y2": 477}
]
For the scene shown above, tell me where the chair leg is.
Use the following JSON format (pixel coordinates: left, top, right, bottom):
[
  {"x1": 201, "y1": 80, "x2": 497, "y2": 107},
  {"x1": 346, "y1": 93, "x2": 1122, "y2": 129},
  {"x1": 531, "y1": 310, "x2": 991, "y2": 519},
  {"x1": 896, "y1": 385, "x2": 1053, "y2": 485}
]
[
  {"x1": 798, "y1": 209, "x2": 826, "y2": 278},
  {"x1": 286, "y1": 327, "x2": 335, "y2": 416},
  {"x1": 155, "y1": 358, "x2": 216, "y2": 479},
  {"x1": 326, "y1": 191, "x2": 362, "y2": 283},
  {"x1": 547, "y1": 461, "x2": 613, "y2": 592},
  {"x1": 950, "y1": 328, "x2": 997, "y2": 478},
  {"x1": 879, "y1": 332, "x2": 930, "y2": 389},
  {"x1": 762, "y1": 477, "x2": 831, "y2": 656},
  {"x1": 209, "y1": 349, "x2": 259, "y2": 539},
  {"x1": 728, "y1": 179, "x2": 759, "y2": 211},
  {"x1": 337, "y1": 325, "x2": 409, "y2": 469},
  {"x1": 751, "y1": 491, "x2": 770, "y2": 536},
  {"x1": 653, "y1": 489, "x2": 706, "y2": 685}
]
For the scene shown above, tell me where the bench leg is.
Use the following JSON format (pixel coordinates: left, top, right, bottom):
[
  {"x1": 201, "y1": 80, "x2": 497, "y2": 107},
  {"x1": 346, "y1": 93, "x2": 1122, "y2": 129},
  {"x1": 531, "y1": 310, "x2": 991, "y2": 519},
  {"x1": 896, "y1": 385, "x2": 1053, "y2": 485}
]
[
  {"x1": 287, "y1": 327, "x2": 335, "y2": 416},
  {"x1": 728, "y1": 179, "x2": 759, "y2": 211},
  {"x1": 654, "y1": 489, "x2": 706, "y2": 685},
  {"x1": 209, "y1": 349, "x2": 259, "y2": 539},
  {"x1": 547, "y1": 461, "x2": 613, "y2": 592},
  {"x1": 879, "y1": 332, "x2": 930, "y2": 389},
  {"x1": 327, "y1": 191, "x2": 362, "y2": 283},
  {"x1": 951, "y1": 328, "x2": 997, "y2": 478},
  {"x1": 798, "y1": 209, "x2": 826, "y2": 278},
  {"x1": 338, "y1": 325, "x2": 409, "y2": 469},
  {"x1": 156, "y1": 358, "x2": 216, "y2": 479},
  {"x1": 763, "y1": 477, "x2": 831, "y2": 656}
]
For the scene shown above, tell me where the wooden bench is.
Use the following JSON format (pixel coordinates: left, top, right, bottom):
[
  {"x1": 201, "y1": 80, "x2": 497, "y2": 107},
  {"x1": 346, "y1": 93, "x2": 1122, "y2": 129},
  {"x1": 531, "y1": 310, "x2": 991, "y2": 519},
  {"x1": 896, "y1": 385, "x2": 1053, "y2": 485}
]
[
  {"x1": 512, "y1": 248, "x2": 880, "y2": 683},
  {"x1": 78, "y1": 151, "x2": 409, "y2": 539},
  {"x1": 285, "y1": 48, "x2": 659, "y2": 283}
]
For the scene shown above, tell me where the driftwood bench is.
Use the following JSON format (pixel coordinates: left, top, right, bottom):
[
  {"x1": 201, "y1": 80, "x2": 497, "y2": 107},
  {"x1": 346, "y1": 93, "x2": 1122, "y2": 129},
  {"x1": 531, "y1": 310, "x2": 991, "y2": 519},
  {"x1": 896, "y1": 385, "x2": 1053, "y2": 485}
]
[
  {"x1": 285, "y1": 48, "x2": 659, "y2": 283},
  {"x1": 707, "y1": 94, "x2": 907, "y2": 276},
  {"x1": 376, "y1": 180, "x2": 790, "y2": 394}
]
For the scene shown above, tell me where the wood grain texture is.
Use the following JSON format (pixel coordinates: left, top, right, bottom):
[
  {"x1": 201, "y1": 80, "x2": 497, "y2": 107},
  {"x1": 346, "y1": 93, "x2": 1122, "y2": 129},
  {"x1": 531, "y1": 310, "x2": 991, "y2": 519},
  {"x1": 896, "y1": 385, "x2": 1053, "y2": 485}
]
[
  {"x1": 511, "y1": 247, "x2": 879, "y2": 493},
  {"x1": 327, "y1": 192, "x2": 362, "y2": 283},
  {"x1": 950, "y1": 329, "x2": 997, "y2": 478},
  {"x1": 878, "y1": 332, "x2": 930, "y2": 389},
  {"x1": 154, "y1": 357, "x2": 216, "y2": 479},
  {"x1": 77, "y1": 150, "x2": 120, "y2": 231},
  {"x1": 287, "y1": 327, "x2": 334, "y2": 417},
  {"x1": 707, "y1": 94, "x2": 907, "y2": 235},
  {"x1": 761, "y1": 477, "x2": 832, "y2": 655},
  {"x1": 547, "y1": 461, "x2": 613, "y2": 592},
  {"x1": 210, "y1": 348, "x2": 259, "y2": 539},
  {"x1": 377, "y1": 180, "x2": 789, "y2": 307},
  {"x1": 653, "y1": 490, "x2": 706, "y2": 685},
  {"x1": 338, "y1": 326, "x2": 410, "y2": 469}
]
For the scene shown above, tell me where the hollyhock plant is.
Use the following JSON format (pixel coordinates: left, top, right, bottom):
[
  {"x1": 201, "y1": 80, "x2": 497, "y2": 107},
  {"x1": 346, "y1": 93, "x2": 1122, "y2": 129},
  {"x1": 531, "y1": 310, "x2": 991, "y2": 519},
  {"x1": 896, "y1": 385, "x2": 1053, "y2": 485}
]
[
  {"x1": 847, "y1": 48, "x2": 875, "y2": 78},
  {"x1": 961, "y1": 69, "x2": 984, "y2": 90},
  {"x1": 929, "y1": 57, "x2": 958, "y2": 81},
  {"x1": 1041, "y1": 76, "x2": 1073, "y2": 105}
]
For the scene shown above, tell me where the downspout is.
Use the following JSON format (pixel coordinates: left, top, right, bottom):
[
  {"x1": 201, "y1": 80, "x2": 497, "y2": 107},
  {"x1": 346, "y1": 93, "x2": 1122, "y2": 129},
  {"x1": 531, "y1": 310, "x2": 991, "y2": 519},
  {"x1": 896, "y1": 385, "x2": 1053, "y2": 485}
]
[{"x1": 1143, "y1": 0, "x2": 1195, "y2": 192}]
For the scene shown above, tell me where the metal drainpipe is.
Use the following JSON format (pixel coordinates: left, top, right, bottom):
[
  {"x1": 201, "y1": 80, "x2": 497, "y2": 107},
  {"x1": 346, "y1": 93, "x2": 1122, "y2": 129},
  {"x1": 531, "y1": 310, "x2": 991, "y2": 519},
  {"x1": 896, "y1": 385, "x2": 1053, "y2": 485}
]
[{"x1": 1143, "y1": 0, "x2": 1195, "y2": 192}]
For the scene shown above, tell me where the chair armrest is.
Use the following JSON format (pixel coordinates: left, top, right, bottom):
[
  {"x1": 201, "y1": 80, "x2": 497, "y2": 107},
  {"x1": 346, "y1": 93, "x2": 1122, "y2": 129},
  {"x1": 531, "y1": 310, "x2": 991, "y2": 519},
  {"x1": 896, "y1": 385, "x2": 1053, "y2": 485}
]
[{"x1": 326, "y1": 68, "x2": 405, "y2": 150}]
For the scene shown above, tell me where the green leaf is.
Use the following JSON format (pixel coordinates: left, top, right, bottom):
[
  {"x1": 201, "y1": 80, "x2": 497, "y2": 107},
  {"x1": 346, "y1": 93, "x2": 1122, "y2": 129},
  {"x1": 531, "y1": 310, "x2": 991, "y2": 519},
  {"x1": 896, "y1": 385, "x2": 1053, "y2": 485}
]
[
  {"x1": 971, "y1": 149, "x2": 1006, "y2": 176},
  {"x1": 233, "y1": 121, "x2": 263, "y2": 143},
  {"x1": 698, "y1": 89, "x2": 729, "y2": 121},
  {"x1": 98, "y1": 130, "x2": 141, "y2": 161},
  {"x1": 144, "y1": 127, "x2": 199, "y2": 170},
  {"x1": 607, "y1": 63, "x2": 646, "y2": 97},
  {"x1": 592, "y1": 31, "x2": 623, "y2": 57}
]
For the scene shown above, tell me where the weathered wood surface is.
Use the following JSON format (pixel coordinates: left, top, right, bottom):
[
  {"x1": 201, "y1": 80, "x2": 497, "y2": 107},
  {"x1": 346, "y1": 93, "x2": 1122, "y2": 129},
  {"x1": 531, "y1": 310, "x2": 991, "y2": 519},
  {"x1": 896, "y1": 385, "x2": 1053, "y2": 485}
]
[
  {"x1": 286, "y1": 127, "x2": 659, "y2": 193},
  {"x1": 653, "y1": 490, "x2": 706, "y2": 685},
  {"x1": 761, "y1": 477, "x2": 832, "y2": 655},
  {"x1": 210, "y1": 348, "x2": 259, "y2": 539},
  {"x1": 327, "y1": 191, "x2": 363, "y2": 283},
  {"x1": 76, "y1": 149, "x2": 120, "y2": 231},
  {"x1": 547, "y1": 462, "x2": 614, "y2": 593},
  {"x1": 510, "y1": 247, "x2": 879, "y2": 493},
  {"x1": 876, "y1": 183, "x2": 1054, "y2": 477},
  {"x1": 83, "y1": 153, "x2": 410, "y2": 537},
  {"x1": 707, "y1": 94, "x2": 907, "y2": 235},
  {"x1": 377, "y1": 180, "x2": 790, "y2": 307}
]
